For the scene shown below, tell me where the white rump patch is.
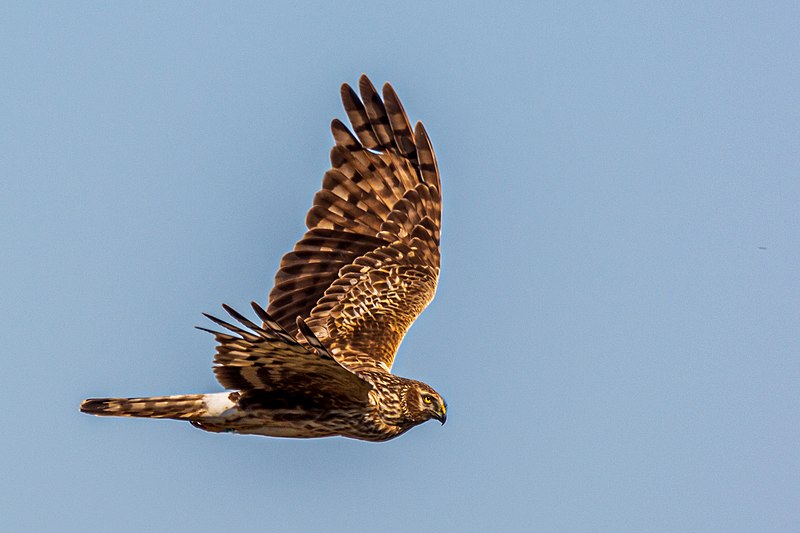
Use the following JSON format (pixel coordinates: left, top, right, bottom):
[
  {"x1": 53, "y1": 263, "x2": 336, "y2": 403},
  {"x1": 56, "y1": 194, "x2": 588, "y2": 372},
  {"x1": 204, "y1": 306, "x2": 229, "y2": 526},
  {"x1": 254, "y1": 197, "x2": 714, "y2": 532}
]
[{"x1": 203, "y1": 393, "x2": 236, "y2": 416}]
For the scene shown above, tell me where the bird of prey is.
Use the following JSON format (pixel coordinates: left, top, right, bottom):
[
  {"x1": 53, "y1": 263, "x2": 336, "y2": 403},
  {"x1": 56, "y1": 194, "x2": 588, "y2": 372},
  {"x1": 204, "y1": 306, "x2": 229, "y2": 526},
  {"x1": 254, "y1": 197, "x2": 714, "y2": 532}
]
[{"x1": 81, "y1": 75, "x2": 446, "y2": 441}]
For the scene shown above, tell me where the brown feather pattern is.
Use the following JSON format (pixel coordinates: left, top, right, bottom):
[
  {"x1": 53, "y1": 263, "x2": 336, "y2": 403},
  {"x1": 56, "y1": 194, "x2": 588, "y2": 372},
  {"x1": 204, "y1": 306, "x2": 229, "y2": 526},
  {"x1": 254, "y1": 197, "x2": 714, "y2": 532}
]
[
  {"x1": 205, "y1": 302, "x2": 372, "y2": 403},
  {"x1": 81, "y1": 76, "x2": 445, "y2": 442},
  {"x1": 268, "y1": 76, "x2": 441, "y2": 376}
]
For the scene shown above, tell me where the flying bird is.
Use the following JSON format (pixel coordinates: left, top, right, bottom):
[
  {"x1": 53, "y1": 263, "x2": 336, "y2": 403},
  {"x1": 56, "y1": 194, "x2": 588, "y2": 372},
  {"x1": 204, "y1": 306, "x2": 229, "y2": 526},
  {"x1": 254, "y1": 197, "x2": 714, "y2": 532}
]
[{"x1": 81, "y1": 75, "x2": 446, "y2": 441}]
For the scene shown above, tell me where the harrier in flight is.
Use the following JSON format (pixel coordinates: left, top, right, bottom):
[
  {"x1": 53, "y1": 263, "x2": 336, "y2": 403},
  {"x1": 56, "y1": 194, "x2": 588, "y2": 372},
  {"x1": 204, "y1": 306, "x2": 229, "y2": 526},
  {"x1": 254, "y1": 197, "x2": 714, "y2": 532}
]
[{"x1": 81, "y1": 76, "x2": 446, "y2": 441}]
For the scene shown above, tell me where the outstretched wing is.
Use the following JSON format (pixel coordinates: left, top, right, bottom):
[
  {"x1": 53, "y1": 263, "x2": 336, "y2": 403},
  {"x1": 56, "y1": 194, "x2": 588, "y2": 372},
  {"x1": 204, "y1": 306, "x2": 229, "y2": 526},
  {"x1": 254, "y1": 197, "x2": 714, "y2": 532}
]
[
  {"x1": 267, "y1": 75, "x2": 441, "y2": 373},
  {"x1": 200, "y1": 302, "x2": 372, "y2": 402}
]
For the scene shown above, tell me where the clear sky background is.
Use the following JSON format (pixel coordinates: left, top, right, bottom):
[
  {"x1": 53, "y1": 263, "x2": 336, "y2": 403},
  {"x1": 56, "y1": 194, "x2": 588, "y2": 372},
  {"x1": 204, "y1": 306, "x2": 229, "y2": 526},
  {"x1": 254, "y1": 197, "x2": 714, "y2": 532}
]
[{"x1": 2, "y1": 2, "x2": 798, "y2": 532}]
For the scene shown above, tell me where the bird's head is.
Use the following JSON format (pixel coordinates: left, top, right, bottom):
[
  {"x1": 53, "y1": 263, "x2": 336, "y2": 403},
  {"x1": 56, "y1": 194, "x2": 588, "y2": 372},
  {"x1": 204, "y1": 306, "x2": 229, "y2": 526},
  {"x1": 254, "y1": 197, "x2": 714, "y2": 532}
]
[{"x1": 406, "y1": 382, "x2": 447, "y2": 425}]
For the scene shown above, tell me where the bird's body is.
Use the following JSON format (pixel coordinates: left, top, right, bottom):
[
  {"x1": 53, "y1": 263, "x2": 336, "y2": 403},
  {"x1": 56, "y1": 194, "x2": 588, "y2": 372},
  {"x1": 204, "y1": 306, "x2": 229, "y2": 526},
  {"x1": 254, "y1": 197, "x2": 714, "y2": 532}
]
[
  {"x1": 81, "y1": 76, "x2": 447, "y2": 441},
  {"x1": 83, "y1": 372, "x2": 436, "y2": 442}
]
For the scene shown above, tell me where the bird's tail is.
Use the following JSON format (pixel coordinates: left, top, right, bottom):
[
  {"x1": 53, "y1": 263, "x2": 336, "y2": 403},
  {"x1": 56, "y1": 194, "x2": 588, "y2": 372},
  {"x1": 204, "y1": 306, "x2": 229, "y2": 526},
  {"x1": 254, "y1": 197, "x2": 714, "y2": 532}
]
[{"x1": 80, "y1": 393, "x2": 235, "y2": 420}]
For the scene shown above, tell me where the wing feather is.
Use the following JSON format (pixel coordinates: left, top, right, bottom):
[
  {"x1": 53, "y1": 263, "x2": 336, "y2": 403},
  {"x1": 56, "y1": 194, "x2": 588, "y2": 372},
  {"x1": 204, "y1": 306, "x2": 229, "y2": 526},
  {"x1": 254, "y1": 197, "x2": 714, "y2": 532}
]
[
  {"x1": 264, "y1": 75, "x2": 441, "y2": 372},
  {"x1": 358, "y1": 76, "x2": 394, "y2": 149},
  {"x1": 383, "y1": 83, "x2": 418, "y2": 164},
  {"x1": 202, "y1": 303, "x2": 371, "y2": 401},
  {"x1": 340, "y1": 83, "x2": 381, "y2": 150}
]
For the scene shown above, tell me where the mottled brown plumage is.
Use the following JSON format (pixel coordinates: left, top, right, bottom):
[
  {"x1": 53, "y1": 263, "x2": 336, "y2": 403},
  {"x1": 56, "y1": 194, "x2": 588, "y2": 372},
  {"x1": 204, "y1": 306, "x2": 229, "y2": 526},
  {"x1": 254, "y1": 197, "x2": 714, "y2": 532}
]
[{"x1": 81, "y1": 75, "x2": 446, "y2": 441}]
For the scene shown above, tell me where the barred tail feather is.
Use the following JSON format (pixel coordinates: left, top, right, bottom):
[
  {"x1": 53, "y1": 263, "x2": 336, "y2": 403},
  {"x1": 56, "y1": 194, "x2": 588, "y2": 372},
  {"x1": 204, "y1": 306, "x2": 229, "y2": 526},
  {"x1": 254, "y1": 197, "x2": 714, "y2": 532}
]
[{"x1": 80, "y1": 393, "x2": 234, "y2": 420}]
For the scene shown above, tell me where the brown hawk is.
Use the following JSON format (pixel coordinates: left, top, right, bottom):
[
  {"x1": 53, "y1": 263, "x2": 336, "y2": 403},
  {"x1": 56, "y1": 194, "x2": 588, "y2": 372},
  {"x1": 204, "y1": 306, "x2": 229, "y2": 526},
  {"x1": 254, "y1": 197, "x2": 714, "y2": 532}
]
[{"x1": 81, "y1": 75, "x2": 446, "y2": 441}]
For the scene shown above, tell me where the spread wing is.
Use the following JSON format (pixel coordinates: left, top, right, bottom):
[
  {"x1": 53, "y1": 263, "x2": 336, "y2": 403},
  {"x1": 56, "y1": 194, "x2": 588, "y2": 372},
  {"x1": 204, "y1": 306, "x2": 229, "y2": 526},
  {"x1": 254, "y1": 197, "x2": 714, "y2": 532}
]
[
  {"x1": 200, "y1": 302, "x2": 372, "y2": 402},
  {"x1": 267, "y1": 75, "x2": 441, "y2": 373}
]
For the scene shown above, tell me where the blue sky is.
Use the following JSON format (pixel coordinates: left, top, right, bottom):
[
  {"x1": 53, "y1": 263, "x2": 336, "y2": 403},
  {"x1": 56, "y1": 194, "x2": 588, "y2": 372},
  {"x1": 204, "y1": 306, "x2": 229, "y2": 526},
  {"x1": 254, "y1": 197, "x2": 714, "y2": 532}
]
[{"x1": 2, "y1": 2, "x2": 798, "y2": 531}]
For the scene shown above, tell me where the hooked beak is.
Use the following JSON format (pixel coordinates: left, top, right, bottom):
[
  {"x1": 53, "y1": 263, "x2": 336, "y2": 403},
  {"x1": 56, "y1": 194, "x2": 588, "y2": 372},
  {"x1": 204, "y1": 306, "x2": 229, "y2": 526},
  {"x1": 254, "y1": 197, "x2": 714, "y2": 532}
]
[{"x1": 435, "y1": 405, "x2": 447, "y2": 425}]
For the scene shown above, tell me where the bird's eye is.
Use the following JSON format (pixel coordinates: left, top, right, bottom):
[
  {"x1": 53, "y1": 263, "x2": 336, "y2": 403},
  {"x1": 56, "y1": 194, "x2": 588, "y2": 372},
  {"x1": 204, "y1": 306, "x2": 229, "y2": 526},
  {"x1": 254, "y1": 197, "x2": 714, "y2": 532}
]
[{"x1": 423, "y1": 395, "x2": 432, "y2": 404}]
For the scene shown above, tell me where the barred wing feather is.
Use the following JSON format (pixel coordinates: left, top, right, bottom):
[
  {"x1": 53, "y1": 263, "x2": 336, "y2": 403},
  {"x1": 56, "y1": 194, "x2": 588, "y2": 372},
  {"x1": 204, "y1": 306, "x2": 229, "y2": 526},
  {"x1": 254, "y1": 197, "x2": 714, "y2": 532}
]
[{"x1": 266, "y1": 75, "x2": 441, "y2": 373}]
